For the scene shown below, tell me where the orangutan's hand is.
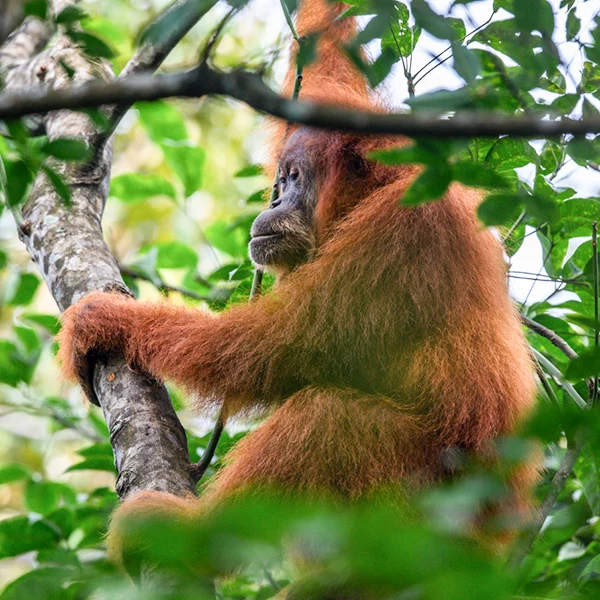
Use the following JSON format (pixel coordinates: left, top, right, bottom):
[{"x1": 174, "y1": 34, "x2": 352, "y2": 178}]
[{"x1": 57, "y1": 291, "x2": 135, "y2": 405}]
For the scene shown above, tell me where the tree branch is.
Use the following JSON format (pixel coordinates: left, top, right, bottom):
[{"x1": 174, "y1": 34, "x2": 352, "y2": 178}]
[
  {"x1": 511, "y1": 317, "x2": 586, "y2": 570},
  {"x1": 0, "y1": 0, "x2": 26, "y2": 48},
  {"x1": 0, "y1": 3, "x2": 198, "y2": 588},
  {"x1": 2, "y1": 64, "x2": 600, "y2": 137},
  {"x1": 101, "y1": 0, "x2": 219, "y2": 141},
  {"x1": 521, "y1": 315, "x2": 577, "y2": 360}
]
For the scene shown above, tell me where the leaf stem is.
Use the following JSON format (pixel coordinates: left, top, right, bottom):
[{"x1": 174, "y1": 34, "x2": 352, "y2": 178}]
[{"x1": 280, "y1": 0, "x2": 301, "y2": 43}]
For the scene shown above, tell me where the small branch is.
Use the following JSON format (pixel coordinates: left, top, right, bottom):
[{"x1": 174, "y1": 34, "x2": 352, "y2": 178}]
[
  {"x1": 119, "y1": 266, "x2": 207, "y2": 302},
  {"x1": 0, "y1": 17, "x2": 52, "y2": 80},
  {"x1": 412, "y1": 10, "x2": 496, "y2": 80},
  {"x1": 511, "y1": 317, "x2": 589, "y2": 569},
  {"x1": 0, "y1": 0, "x2": 26, "y2": 48},
  {"x1": 102, "y1": 0, "x2": 219, "y2": 139},
  {"x1": 190, "y1": 412, "x2": 224, "y2": 483},
  {"x1": 507, "y1": 434, "x2": 584, "y2": 571},
  {"x1": 280, "y1": 0, "x2": 301, "y2": 43},
  {"x1": 0, "y1": 397, "x2": 105, "y2": 443},
  {"x1": 2, "y1": 65, "x2": 600, "y2": 137},
  {"x1": 521, "y1": 315, "x2": 577, "y2": 360},
  {"x1": 200, "y1": 6, "x2": 237, "y2": 64}
]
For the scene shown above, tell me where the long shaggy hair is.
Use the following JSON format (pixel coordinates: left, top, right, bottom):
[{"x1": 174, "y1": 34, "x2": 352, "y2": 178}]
[{"x1": 58, "y1": 0, "x2": 539, "y2": 560}]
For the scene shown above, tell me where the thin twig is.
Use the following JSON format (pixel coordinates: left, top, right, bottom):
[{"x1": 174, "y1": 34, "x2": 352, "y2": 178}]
[
  {"x1": 200, "y1": 6, "x2": 237, "y2": 64},
  {"x1": 412, "y1": 10, "x2": 496, "y2": 89},
  {"x1": 280, "y1": 0, "x2": 301, "y2": 43},
  {"x1": 0, "y1": 398, "x2": 104, "y2": 443},
  {"x1": 100, "y1": 0, "x2": 220, "y2": 143},
  {"x1": 521, "y1": 315, "x2": 577, "y2": 360},
  {"x1": 119, "y1": 266, "x2": 207, "y2": 302},
  {"x1": 190, "y1": 413, "x2": 225, "y2": 483},
  {"x1": 507, "y1": 434, "x2": 584, "y2": 571},
  {"x1": 509, "y1": 315, "x2": 590, "y2": 569}
]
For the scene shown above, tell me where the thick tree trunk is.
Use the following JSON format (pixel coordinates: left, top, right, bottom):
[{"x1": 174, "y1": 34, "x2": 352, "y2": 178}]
[{"x1": 0, "y1": 0, "x2": 205, "y2": 589}]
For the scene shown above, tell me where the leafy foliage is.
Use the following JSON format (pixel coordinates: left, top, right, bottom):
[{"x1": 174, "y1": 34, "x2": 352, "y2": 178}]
[{"x1": 1, "y1": 0, "x2": 600, "y2": 598}]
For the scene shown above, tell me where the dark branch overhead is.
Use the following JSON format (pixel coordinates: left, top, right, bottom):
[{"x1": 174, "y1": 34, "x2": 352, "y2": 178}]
[{"x1": 1, "y1": 64, "x2": 600, "y2": 138}]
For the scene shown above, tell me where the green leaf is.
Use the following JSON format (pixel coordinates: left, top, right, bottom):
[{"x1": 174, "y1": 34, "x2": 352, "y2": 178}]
[
  {"x1": 0, "y1": 464, "x2": 32, "y2": 485},
  {"x1": 205, "y1": 220, "x2": 249, "y2": 259},
  {"x1": 567, "y1": 136, "x2": 600, "y2": 166},
  {"x1": 209, "y1": 262, "x2": 253, "y2": 283},
  {"x1": 402, "y1": 164, "x2": 452, "y2": 206},
  {"x1": 67, "y1": 30, "x2": 115, "y2": 58},
  {"x1": 581, "y1": 554, "x2": 600, "y2": 580},
  {"x1": 539, "y1": 140, "x2": 562, "y2": 174},
  {"x1": 42, "y1": 165, "x2": 71, "y2": 206},
  {"x1": 234, "y1": 165, "x2": 264, "y2": 177},
  {"x1": 41, "y1": 138, "x2": 91, "y2": 162},
  {"x1": 67, "y1": 457, "x2": 116, "y2": 474},
  {"x1": 550, "y1": 93, "x2": 579, "y2": 114},
  {"x1": 407, "y1": 88, "x2": 471, "y2": 112},
  {"x1": 22, "y1": 314, "x2": 61, "y2": 335},
  {"x1": 579, "y1": 62, "x2": 600, "y2": 94},
  {"x1": 138, "y1": 0, "x2": 218, "y2": 47},
  {"x1": 524, "y1": 192, "x2": 559, "y2": 224},
  {"x1": 368, "y1": 145, "x2": 438, "y2": 165},
  {"x1": 411, "y1": 0, "x2": 457, "y2": 41},
  {"x1": 484, "y1": 138, "x2": 538, "y2": 171},
  {"x1": 25, "y1": 0, "x2": 48, "y2": 19},
  {"x1": 477, "y1": 194, "x2": 522, "y2": 226},
  {"x1": 5, "y1": 272, "x2": 40, "y2": 306},
  {"x1": 381, "y1": 3, "x2": 421, "y2": 58},
  {"x1": 56, "y1": 5, "x2": 86, "y2": 24},
  {"x1": 534, "y1": 348, "x2": 587, "y2": 409},
  {"x1": 514, "y1": 0, "x2": 554, "y2": 35},
  {"x1": 0, "y1": 516, "x2": 60, "y2": 559},
  {"x1": 0, "y1": 567, "x2": 72, "y2": 600},
  {"x1": 77, "y1": 442, "x2": 113, "y2": 458},
  {"x1": 561, "y1": 198, "x2": 600, "y2": 231},
  {"x1": 3, "y1": 159, "x2": 32, "y2": 207},
  {"x1": 0, "y1": 341, "x2": 34, "y2": 386},
  {"x1": 110, "y1": 173, "x2": 176, "y2": 203},
  {"x1": 152, "y1": 241, "x2": 198, "y2": 269},
  {"x1": 575, "y1": 443, "x2": 600, "y2": 515},
  {"x1": 137, "y1": 101, "x2": 187, "y2": 143},
  {"x1": 14, "y1": 325, "x2": 40, "y2": 355},
  {"x1": 25, "y1": 481, "x2": 60, "y2": 515},
  {"x1": 162, "y1": 143, "x2": 205, "y2": 197},
  {"x1": 566, "y1": 9, "x2": 580, "y2": 41},
  {"x1": 539, "y1": 71, "x2": 566, "y2": 94},
  {"x1": 452, "y1": 162, "x2": 509, "y2": 189},
  {"x1": 452, "y1": 44, "x2": 480, "y2": 85},
  {"x1": 245, "y1": 189, "x2": 268, "y2": 204},
  {"x1": 297, "y1": 33, "x2": 318, "y2": 69},
  {"x1": 566, "y1": 346, "x2": 600, "y2": 381}
]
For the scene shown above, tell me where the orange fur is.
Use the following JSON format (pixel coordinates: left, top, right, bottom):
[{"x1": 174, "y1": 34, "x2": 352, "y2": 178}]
[
  {"x1": 265, "y1": 0, "x2": 372, "y2": 175},
  {"x1": 57, "y1": 0, "x2": 538, "y2": 569}
]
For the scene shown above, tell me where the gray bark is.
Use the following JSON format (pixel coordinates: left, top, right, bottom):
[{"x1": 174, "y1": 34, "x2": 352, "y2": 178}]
[
  {"x1": 0, "y1": 0, "x2": 26, "y2": 47},
  {"x1": 0, "y1": 1, "x2": 201, "y2": 584}
]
